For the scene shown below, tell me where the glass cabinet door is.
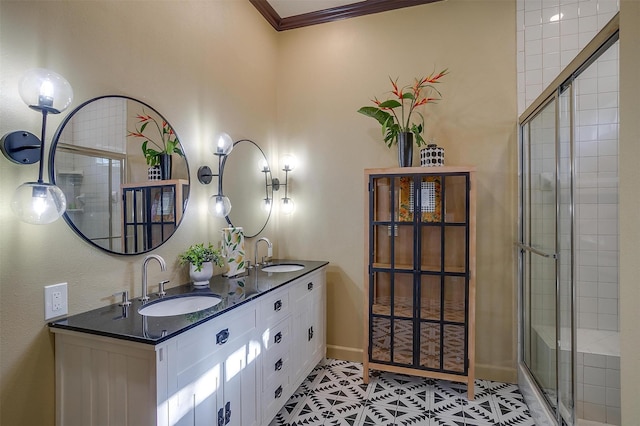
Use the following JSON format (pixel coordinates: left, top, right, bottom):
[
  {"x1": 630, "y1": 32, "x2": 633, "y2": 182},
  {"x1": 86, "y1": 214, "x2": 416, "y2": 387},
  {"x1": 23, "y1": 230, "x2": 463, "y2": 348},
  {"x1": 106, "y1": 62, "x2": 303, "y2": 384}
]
[{"x1": 417, "y1": 173, "x2": 470, "y2": 374}]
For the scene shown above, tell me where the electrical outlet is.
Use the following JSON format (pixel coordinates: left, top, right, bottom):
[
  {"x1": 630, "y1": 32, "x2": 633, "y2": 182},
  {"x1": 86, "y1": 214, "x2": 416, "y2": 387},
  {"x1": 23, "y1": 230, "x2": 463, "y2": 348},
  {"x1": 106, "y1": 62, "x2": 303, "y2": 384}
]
[{"x1": 44, "y1": 282, "x2": 68, "y2": 320}]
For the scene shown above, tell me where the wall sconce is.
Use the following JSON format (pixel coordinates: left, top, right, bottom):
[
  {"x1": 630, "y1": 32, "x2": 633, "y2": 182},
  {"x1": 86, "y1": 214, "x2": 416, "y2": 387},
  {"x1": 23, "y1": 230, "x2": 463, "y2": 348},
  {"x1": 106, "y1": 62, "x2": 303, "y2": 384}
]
[
  {"x1": 197, "y1": 132, "x2": 233, "y2": 217},
  {"x1": 1, "y1": 68, "x2": 74, "y2": 224},
  {"x1": 262, "y1": 154, "x2": 296, "y2": 215}
]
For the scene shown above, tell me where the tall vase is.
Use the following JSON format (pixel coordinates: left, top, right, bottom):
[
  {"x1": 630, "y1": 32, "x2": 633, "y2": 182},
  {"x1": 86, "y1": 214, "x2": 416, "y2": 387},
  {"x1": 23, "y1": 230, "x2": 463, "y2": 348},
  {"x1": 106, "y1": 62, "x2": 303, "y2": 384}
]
[
  {"x1": 397, "y1": 132, "x2": 413, "y2": 167},
  {"x1": 159, "y1": 153, "x2": 172, "y2": 180}
]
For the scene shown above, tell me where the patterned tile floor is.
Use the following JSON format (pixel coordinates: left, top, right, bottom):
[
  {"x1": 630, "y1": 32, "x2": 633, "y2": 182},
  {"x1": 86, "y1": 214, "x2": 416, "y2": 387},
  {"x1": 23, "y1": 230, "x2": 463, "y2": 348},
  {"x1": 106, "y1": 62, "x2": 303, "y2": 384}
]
[{"x1": 269, "y1": 359, "x2": 536, "y2": 426}]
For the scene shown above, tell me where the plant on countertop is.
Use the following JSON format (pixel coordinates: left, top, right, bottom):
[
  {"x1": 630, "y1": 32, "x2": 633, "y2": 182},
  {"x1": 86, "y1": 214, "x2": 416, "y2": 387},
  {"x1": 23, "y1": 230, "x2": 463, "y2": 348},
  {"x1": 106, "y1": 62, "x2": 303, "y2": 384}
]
[
  {"x1": 178, "y1": 243, "x2": 224, "y2": 272},
  {"x1": 127, "y1": 110, "x2": 184, "y2": 167},
  {"x1": 357, "y1": 69, "x2": 448, "y2": 147}
]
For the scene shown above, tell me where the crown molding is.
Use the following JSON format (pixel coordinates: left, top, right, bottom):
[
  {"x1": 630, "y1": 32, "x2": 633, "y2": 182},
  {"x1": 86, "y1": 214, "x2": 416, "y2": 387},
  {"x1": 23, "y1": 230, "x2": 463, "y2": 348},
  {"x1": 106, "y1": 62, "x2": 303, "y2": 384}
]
[{"x1": 249, "y1": 0, "x2": 442, "y2": 31}]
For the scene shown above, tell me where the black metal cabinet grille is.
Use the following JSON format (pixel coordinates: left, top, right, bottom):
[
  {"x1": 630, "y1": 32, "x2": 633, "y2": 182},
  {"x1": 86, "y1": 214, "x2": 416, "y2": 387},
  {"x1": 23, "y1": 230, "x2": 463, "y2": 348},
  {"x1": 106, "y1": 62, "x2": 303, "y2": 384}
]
[
  {"x1": 122, "y1": 182, "x2": 188, "y2": 253},
  {"x1": 367, "y1": 172, "x2": 471, "y2": 375}
]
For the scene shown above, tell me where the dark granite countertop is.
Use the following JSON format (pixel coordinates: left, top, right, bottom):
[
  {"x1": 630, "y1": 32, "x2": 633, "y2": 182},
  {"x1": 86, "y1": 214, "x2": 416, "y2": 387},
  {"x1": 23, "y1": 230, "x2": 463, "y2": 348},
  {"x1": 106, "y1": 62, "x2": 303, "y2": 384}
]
[{"x1": 49, "y1": 260, "x2": 328, "y2": 346}]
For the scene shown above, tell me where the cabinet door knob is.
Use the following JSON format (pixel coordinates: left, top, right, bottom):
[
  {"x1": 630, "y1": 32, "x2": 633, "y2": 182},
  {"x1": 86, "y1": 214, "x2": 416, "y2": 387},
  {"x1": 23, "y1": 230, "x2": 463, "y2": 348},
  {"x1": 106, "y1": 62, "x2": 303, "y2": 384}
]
[
  {"x1": 275, "y1": 358, "x2": 283, "y2": 371},
  {"x1": 275, "y1": 385, "x2": 283, "y2": 399},
  {"x1": 217, "y1": 408, "x2": 224, "y2": 426},
  {"x1": 307, "y1": 282, "x2": 313, "y2": 291},
  {"x1": 274, "y1": 300, "x2": 282, "y2": 311},
  {"x1": 308, "y1": 326, "x2": 314, "y2": 341},
  {"x1": 216, "y1": 328, "x2": 230, "y2": 345},
  {"x1": 274, "y1": 332, "x2": 282, "y2": 344}
]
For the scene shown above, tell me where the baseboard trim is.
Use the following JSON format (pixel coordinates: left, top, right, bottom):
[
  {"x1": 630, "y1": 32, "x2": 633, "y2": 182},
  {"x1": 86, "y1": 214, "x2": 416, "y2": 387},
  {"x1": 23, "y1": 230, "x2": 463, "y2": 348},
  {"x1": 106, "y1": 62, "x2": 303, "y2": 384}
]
[
  {"x1": 326, "y1": 345, "x2": 363, "y2": 362},
  {"x1": 476, "y1": 363, "x2": 517, "y2": 383},
  {"x1": 324, "y1": 346, "x2": 517, "y2": 384}
]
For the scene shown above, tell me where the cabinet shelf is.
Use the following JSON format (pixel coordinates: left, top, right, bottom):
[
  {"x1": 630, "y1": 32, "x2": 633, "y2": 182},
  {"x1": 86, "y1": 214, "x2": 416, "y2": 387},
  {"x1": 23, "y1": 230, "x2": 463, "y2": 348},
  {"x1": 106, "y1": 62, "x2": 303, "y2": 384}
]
[{"x1": 364, "y1": 167, "x2": 476, "y2": 399}]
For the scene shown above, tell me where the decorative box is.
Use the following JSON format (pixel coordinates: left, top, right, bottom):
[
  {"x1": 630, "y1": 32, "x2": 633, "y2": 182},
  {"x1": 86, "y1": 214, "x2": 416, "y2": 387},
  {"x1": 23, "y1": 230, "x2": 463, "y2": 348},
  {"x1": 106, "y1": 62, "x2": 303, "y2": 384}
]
[{"x1": 420, "y1": 143, "x2": 445, "y2": 167}]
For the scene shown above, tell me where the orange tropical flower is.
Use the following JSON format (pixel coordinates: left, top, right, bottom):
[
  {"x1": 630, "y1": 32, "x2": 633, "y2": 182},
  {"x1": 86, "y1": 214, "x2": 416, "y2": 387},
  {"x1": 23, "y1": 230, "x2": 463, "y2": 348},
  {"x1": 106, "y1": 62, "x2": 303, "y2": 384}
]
[{"x1": 358, "y1": 68, "x2": 449, "y2": 147}]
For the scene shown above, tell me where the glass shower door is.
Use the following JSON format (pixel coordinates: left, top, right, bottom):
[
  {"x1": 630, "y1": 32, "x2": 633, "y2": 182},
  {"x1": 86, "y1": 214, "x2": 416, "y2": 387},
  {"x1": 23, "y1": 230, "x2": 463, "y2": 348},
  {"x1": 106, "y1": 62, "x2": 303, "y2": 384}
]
[{"x1": 521, "y1": 98, "x2": 559, "y2": 412}]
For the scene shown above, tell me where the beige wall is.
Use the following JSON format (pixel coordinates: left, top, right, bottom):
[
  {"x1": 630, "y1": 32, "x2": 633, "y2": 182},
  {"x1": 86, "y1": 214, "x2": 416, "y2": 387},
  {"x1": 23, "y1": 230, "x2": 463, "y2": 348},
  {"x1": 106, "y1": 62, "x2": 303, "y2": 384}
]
[
  {"x1": 619, "y1": 0, "x2": 640, "y2": 422},
  {"x1": 275, "y1": 1, "x2": 518, "y2": 381},
  {"x1": 0, "y1": 2, "x2": 279, "y2": 425},
  {"x1": 18, "y1": 0, "x2": 640, "y2": 424}
]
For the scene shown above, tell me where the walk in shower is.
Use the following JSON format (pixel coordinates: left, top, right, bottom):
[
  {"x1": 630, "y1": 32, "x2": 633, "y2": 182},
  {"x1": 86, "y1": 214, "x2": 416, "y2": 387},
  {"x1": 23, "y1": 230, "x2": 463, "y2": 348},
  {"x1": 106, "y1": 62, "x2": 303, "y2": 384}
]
[{"x1": 518, "y1": 21, "x2": 620, "y2": 426}]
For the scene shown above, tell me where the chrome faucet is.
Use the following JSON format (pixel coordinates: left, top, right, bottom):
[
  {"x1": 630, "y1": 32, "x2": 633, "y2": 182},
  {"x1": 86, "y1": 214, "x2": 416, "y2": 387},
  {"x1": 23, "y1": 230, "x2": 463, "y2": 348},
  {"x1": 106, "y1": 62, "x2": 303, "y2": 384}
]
[
  {"x1": 254, "y1": 237, "x2": 273, "y2": 267},
  {"x1": 141, "y1": 254, "x2": 166, "y2": 303}
]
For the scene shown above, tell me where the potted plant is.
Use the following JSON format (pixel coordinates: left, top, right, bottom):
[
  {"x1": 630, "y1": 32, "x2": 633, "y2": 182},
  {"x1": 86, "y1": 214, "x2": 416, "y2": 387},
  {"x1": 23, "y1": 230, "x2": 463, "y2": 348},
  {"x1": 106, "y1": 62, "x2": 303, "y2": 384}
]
[
  {"x1": 357, "y1": 69, "x2": 448, "y2": 166},
  {"x1": 178, "y1": 243, "x2": 224, "y2": 287},
  {"x1": 127, "y1": 110, "x2": 184, "y2": 180}
]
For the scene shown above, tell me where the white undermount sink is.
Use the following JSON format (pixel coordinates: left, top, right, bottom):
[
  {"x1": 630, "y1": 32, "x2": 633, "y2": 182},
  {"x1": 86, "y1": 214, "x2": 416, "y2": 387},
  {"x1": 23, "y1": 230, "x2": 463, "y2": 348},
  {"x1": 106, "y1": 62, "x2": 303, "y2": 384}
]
[
  {"x1": 261, "y1": 263, "x2": 305, "y2": 273},
  {"x1": 138, "y1": 295, "x2": 222, "y2": 317}
]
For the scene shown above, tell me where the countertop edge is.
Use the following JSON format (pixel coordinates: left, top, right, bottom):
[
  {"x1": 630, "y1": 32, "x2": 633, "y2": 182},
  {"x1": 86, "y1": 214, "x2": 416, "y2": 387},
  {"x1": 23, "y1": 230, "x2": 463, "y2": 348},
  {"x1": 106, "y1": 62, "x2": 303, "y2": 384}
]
[{"x1": 49, "y1": 260, "x2": 329, "y2": 345}]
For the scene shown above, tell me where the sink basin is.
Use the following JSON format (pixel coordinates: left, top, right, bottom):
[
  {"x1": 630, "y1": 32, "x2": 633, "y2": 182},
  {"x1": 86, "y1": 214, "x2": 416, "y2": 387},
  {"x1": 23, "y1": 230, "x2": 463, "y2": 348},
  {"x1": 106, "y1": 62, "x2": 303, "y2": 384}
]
[
  {"x1": 261, "y1": 263, "x2": 305, "y2": 273},
  {"x1": 138, "y1": 295, "x2": 222, "y2": 317}
]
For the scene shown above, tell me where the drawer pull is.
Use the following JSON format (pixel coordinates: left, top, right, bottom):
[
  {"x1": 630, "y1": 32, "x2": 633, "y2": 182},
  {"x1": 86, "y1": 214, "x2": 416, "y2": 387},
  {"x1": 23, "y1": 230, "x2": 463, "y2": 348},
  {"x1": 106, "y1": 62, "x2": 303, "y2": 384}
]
[
  {"x1": 217, "y1": 408, "x2": 224, "y2": 426},
  {"x1": 308, "y1": 326, "x2": 314, "y2": 341},
  {"x1": 225, "y1": 401, "x2": 231, "y2": 425},
  {"x1": 275, "y1": 385, "x2": 283, "y2": 399},
  {"x1": 275, "y1": 358, "x2": 283, "y2": 371},
  {"x1": 216, "y1": 328, "x2": 230, "y2": 345},
  {"x1": 274, "y1": 300, "x2": 283, "y2": 311},
  {"x1": 274, "y1": 332, "x2": 282, "y2": 344},
  {"x1": 307, "y1": 282, "x2": 313, "y2": 291}
]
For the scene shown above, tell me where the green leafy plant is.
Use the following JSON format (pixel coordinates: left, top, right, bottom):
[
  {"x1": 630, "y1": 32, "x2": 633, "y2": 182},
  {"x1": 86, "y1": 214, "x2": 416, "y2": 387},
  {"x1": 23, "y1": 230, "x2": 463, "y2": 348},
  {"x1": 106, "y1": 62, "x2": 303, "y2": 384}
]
[
  {"x1": 357, "y1": 69, "x2": 448, "y2": 147},
  {"x1": 127, "y1": 110, "x2": 184, "y2": 167},
  {"x1": 178, "y1": 243, "x2": 224, "y2": 272}
]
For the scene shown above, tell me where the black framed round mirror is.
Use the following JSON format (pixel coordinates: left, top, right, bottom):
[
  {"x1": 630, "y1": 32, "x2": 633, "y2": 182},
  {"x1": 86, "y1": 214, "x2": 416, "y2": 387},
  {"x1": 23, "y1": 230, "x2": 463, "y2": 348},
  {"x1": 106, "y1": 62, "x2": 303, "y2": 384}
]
[
  {"x1": 49, "y1": 95, "x2": 190, "y2": 255},
  {"x1": 221, "y1": 139, "x2": 272, "y2": 238}
]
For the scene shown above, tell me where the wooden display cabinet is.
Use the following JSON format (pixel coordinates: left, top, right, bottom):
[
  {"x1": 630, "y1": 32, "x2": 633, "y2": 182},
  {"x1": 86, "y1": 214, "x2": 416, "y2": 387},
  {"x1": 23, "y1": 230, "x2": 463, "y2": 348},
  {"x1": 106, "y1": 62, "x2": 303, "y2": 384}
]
[{"x1": 363, "y1": 167, "x2": 476, "y2": 398}]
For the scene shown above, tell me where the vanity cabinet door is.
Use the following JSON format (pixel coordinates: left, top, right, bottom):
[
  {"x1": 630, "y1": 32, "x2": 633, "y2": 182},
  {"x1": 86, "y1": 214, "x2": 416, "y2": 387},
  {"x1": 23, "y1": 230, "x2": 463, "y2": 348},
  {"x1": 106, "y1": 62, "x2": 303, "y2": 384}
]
[
  {"x1": 167, "y1": 304, "x2": 259, "y2": 426},
  {"x1": 291, "y1": 271, "x2": 326, "y2": 384}
]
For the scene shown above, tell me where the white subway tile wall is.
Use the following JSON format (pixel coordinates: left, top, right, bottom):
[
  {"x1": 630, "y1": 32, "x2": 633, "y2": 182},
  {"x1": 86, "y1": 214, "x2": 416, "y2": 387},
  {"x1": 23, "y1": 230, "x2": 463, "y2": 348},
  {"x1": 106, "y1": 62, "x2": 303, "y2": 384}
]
[{"x1": 517, "y1": 0, "x2": 619, "y2": 115}]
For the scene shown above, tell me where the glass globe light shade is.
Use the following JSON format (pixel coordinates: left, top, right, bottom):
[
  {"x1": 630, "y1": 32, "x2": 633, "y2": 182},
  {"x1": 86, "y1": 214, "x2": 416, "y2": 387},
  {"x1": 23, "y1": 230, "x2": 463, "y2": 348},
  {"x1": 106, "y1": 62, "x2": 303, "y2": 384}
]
[
  {"x1": 209, "y1": 194, "x2": 232, "y2": 217},
  {"x1": 281, "y1": 197, "x2": 295, "y2": 215},
  {"x1": 281, "y1": 154, "x2": 297, "y2": 172},
  {"x1": 262, "y1": 197, "x2": 272, "y2": 213},
  {"x1": 212, "y1": 132, "x2": 234, "y2": 156},
  {"x1": 19, "y1": 68, "x2": 73, "y2": 114},
  {"x1": 11, "y1": 182, "x2": 67, "y2": 224},
  {"x1": 258, "y1": 158, "x2": 270, "y2": 172}
]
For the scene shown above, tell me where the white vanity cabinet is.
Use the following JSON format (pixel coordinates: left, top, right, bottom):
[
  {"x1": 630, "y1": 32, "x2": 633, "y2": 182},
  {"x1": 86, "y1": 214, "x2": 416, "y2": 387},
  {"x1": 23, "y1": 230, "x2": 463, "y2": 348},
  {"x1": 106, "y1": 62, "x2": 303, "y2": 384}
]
[
  {"x1": 53, "y1": 301, "x2": 260, "y2": 426},
  {"x1": 51, "y1": 265, "x2": 326, "y2": 426},
  {"x1": 259, "y1": 269, "x2": 326, "y2": 425}
]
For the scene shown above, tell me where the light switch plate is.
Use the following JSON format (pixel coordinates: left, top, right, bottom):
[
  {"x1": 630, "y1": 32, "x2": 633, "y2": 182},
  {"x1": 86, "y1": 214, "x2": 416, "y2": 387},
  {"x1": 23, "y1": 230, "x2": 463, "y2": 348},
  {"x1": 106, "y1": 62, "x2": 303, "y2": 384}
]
[{"x1": 44, "y1": 282, "x2": 68, "y2": 320}]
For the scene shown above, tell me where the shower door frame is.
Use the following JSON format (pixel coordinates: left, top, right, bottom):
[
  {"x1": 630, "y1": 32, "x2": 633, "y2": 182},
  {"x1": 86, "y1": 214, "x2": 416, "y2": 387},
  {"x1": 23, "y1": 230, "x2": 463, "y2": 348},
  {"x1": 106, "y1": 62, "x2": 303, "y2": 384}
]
[{"x1": 517, "y1": 15, "x2": 620, "y2": 426}]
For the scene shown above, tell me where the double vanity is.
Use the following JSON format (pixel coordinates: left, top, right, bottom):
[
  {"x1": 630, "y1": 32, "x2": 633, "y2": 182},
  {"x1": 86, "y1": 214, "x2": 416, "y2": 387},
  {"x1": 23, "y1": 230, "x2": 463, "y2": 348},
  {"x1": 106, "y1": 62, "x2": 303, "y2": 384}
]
[{"x1": 49, "y1": 260, "x2": 328, "y2": 426}]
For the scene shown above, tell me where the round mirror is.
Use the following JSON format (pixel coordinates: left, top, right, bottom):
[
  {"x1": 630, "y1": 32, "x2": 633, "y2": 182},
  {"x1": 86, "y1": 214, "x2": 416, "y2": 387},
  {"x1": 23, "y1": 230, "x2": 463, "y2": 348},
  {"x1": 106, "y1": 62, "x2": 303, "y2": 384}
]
[
  {"x1": 49, "y1": 95, "x2": 190, "y2": 255},
  {"x1": 221, "y1": 139, "x2": 272, "y2": 238}
]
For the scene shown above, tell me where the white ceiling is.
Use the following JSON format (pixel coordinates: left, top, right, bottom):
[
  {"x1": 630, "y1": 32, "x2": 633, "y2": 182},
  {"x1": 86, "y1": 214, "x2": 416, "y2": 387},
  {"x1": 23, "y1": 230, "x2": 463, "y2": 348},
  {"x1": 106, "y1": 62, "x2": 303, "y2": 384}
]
[{"x1": 267, "y1": 0, "x2": 361, "y2": 18}]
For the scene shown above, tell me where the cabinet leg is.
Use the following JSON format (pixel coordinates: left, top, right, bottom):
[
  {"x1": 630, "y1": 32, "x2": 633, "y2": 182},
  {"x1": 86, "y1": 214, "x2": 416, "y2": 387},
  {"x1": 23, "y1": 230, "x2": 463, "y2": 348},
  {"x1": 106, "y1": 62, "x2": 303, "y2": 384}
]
[{"x1": 363, "y1": 367, "x2": 369, "y2": 384}]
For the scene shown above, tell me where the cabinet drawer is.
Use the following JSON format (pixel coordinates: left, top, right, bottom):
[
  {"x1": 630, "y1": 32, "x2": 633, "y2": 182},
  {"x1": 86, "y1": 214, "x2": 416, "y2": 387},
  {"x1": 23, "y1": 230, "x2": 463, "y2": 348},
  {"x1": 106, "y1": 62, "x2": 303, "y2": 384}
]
[
  {"x1": 290, "y1": 272, "x2": 322, "y2": 304},
  {"x1": 175, "y1": 305, "x2": 256, "y2": 373},
  {"x1": 263, "y1": 376, "x2": 291, "y2": 424},
  {"x1": 263, "y1": 351, "x2": 291, "y2": 390},
  {"x1": 262, "y1": 317, "x2": 290, "y2": 353},
  {"x1": 259, "y1": 287, "x2": 290, "y2": 326}
]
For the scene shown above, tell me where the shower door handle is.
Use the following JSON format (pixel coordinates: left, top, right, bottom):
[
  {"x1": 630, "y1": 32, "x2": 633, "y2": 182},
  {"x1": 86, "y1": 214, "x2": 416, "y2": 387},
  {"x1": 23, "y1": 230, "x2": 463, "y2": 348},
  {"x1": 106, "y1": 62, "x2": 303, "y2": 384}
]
[{"x1": 517, "y1": 243, "x2": 558, "y2": 259}]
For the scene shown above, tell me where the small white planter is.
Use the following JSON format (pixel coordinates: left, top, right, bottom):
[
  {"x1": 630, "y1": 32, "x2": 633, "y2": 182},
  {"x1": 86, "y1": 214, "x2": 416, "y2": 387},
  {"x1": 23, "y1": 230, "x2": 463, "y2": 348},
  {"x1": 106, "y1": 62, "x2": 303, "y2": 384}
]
[{"x1": 190, "y1": 262, "x2": 213, "y2": 287}]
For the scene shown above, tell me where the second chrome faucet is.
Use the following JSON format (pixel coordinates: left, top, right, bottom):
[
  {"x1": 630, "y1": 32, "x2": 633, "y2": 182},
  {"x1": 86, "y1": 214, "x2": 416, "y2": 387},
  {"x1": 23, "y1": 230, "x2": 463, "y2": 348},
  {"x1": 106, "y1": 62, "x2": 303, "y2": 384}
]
[{"x1": 254, "y1": 237, "x2": 273, "y2": 267}]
